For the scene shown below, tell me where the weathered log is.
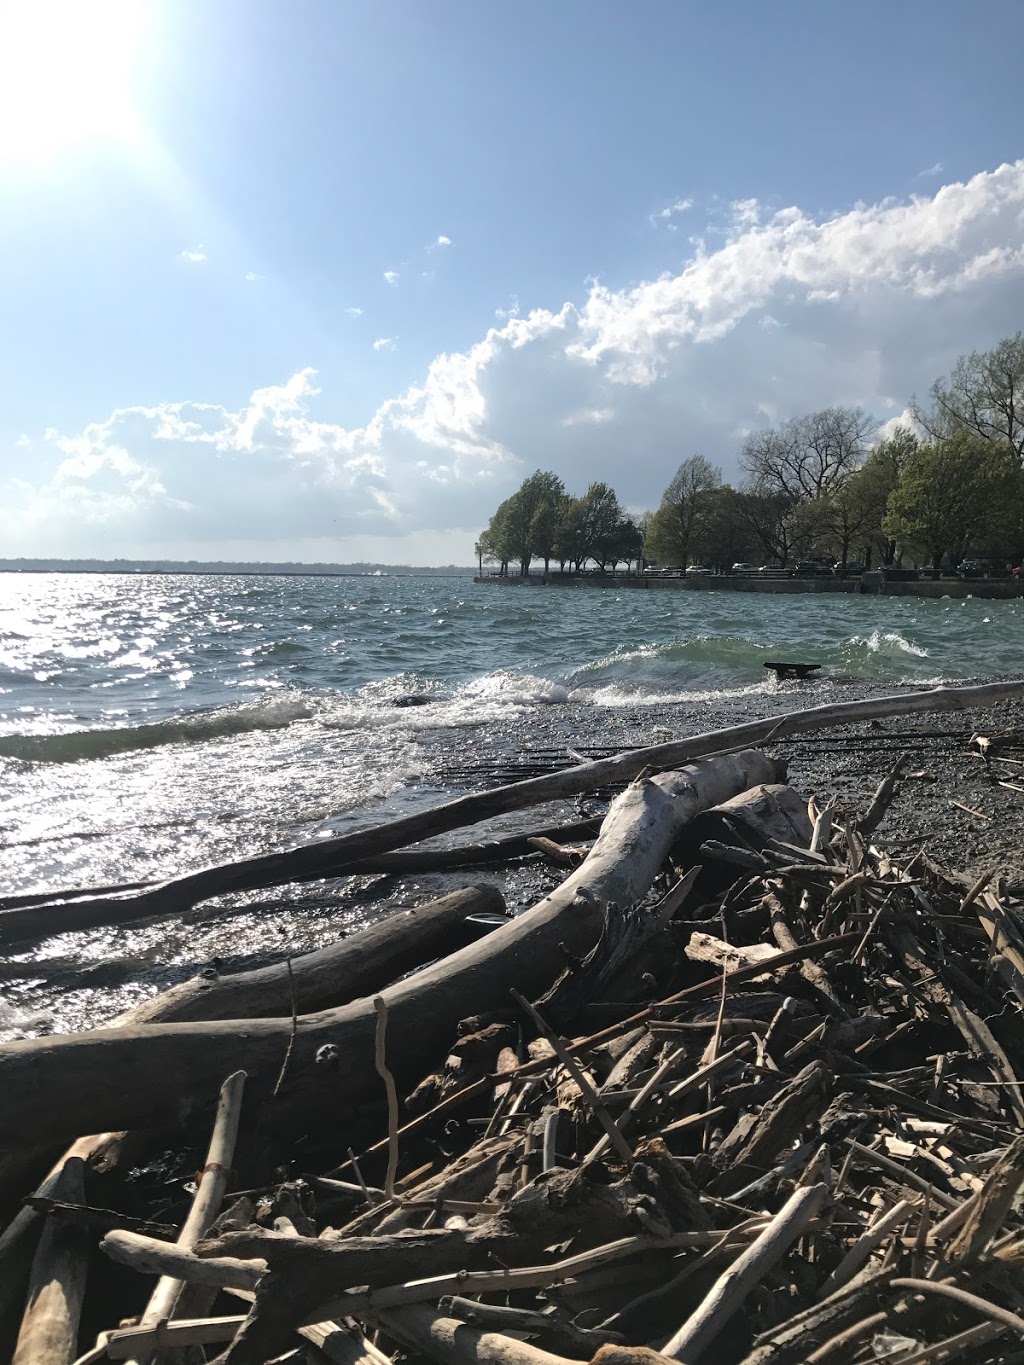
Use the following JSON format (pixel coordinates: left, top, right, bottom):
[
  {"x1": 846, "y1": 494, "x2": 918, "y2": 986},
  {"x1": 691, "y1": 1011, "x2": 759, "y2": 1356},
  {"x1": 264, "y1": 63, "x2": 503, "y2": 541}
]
[
  {"x1": 12, "y1": 1156, "x2": 88, "y2": 1365},
  {"x1": 6, "y1": 680, "x2": 1023, "y2": 938},
  {"x1": 0, "y1": 751, "x2": 777, "y2": 1146},
  {"x1": 126, "y1": 885, "x2": 504, "y2": 1025}
]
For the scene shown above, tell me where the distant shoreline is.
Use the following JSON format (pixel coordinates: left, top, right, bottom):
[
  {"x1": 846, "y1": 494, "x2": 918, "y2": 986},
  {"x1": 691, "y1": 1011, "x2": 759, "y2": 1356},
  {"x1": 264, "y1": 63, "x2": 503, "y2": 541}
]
[{"x1": 0, "y1": 562, "x2": 475, "y2": 578}]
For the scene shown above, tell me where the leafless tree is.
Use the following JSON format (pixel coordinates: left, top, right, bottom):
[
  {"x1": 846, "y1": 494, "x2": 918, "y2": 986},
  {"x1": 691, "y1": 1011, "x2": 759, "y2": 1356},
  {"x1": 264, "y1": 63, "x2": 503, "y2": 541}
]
[{"x1": 740, "y1": 406, "x2": 874, "y2": 501}]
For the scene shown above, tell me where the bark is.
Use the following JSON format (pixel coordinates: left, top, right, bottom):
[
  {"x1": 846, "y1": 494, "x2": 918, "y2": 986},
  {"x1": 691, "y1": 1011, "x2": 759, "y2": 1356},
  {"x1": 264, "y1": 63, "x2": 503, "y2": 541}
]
[{"x1": 0, "y1": 752, "x2": 777, "y2": 1146}]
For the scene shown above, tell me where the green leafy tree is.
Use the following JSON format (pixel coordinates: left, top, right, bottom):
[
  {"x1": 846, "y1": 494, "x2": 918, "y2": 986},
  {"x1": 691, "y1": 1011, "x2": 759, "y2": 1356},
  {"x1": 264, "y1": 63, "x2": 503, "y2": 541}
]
[
  {"x1": 884, "y1": 433, "x2": 1021, "y2": 569},
  {"x1": 854, "y1": 426, "x2": 919, "y2": 564},
  {"x1": 574, "y1": 482, "x2": 623, "y2": 569},
  {"x1": 645, "y1": 454, "x2": 722, "y2": 566},
  {"x1": 479, "y1": 470, "x2": 565, "y2": 575},
  {"x1": 913, "y1": 333, "x2": 1024, "y2": 463},
  {"x1": 689, "y1": 486, "x2": 757, "y2": 570}
]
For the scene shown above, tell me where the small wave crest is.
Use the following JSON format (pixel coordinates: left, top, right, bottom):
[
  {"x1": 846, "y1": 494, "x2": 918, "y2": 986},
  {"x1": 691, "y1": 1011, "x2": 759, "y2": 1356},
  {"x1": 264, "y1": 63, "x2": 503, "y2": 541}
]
[
  {"x1": 457, "y1": 670, "x2": 568, "y2": 707},
  {"x1": 843, "y1": 631, "x2": 929, "y2": 659},
  {"x1": 0, "y1": 695, "x2": 312, "y2": 764}
]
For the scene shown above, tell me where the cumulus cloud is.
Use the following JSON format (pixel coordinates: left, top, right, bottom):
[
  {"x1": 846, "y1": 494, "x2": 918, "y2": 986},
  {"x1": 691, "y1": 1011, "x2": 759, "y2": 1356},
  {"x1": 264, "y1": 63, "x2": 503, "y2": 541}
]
[
  {"x1": 244, "y1": 271, "x2": 259, "y2": 282},
  {"x1": 428, "y1": 234, "x2": 452, "y2": 249},
  {"x1": 383, "y1": 270, "x2": 399, "y2": 286},
  {"x1": 373, "y1": 336, "x2": 397, "y2": 352},
  {"x1": 6, "y1": 162, "x2": 1024, "y2": 562},
  {"x1": 345, "y1": 306, "x2": 363, "y2": 318},
  {"x1": 179, "y1": 245, "x2": 207, "y2": 263}
]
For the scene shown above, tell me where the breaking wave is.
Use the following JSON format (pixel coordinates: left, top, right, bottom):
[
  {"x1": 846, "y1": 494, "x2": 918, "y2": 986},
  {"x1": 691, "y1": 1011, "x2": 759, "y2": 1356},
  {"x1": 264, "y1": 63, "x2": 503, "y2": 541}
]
[{"x1": 0, "y1": 695, "x2": 313, "y2": 764}]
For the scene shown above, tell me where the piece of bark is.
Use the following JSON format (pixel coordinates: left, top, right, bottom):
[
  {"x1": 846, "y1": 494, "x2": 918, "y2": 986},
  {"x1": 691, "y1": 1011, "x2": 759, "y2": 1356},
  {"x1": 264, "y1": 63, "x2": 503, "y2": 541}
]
[{"x1": 713, "y1": 1060, "x2": 831, "y2": 1191}]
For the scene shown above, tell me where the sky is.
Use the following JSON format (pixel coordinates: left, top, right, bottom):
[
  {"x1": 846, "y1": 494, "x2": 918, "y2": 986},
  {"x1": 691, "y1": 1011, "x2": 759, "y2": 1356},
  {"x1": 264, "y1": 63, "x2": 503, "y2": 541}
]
[{"x1": 1, "y1": 1, "x2": 1024, "y2": 566}]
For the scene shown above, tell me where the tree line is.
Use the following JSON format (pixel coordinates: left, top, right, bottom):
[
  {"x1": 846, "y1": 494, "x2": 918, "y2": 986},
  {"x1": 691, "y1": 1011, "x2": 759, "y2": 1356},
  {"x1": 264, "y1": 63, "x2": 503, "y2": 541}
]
[{"x1": 477, "y1": 333, "x2": 1024, "y2": 575}]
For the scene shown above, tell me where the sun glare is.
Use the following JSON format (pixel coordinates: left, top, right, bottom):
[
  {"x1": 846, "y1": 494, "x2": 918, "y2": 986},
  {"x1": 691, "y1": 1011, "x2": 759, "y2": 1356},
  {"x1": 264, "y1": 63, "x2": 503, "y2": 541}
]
[{"x1": 0, "y1": 0, "x2": 144, "y2": 159}]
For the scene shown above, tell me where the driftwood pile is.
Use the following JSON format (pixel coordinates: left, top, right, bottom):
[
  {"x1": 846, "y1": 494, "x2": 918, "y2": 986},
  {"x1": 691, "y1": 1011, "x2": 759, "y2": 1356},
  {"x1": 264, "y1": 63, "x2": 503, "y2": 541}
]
[{"x1": 4, "y1": 681, "x2": 1024, "y2": 1364}]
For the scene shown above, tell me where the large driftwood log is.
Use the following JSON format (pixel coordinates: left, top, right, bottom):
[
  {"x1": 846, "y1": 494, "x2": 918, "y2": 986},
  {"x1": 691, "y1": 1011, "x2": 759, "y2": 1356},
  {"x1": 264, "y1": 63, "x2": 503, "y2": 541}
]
[
  {"x1": 126, "y1": 884, "x2": 503, "y2": 1024},
  {"x1": 4, "y1": 679, "x2": 1022, "y2": 941},
  {"x1": 0, "y1": 751, "x2": 776, "y2": 1145}
]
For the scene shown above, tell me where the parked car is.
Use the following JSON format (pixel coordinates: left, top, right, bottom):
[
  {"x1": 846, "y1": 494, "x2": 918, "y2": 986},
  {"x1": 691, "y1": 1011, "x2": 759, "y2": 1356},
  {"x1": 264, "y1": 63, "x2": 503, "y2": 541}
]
[
  {"x1": 957, "y1": 558, "x2": 1009, "y2": 579},
  {"x1": 793, "y1": 560, "x2": 833, "y2": 577},
  {"x1": 833, "y1": 561, "x2": 867, "y2": 576},
  {"x1": 731, "y1": 562, "x2": 758, "y2": 574},
  {"x1": 881, "y1": 564, "x2": 920, "y2": 581},
  {"x1": 685, "y1": 565, "x2": 713, "y2": 576}
]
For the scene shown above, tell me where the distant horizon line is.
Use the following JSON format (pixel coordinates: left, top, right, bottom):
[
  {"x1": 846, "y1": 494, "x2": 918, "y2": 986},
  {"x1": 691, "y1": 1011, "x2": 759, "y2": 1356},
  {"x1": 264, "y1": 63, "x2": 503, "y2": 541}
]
[{"x1": 0, "y1": 557, "x2": 476, "y2": 576}]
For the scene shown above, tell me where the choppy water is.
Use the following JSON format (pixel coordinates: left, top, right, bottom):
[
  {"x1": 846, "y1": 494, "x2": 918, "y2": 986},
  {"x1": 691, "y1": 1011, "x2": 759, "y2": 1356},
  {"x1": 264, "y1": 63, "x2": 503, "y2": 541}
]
[{"x1": 1, "y1": 571, "x2": 1021, "y2": 1036}]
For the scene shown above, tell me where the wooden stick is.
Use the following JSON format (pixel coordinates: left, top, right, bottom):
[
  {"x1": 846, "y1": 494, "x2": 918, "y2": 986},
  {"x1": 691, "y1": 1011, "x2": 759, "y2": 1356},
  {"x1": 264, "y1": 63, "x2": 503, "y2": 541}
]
[
  {"x1": 583, "y1": 1046, "x2": 687, "y2": 1165},
  {"x1": 12, "y1": 1156, "x2": 89, "y2": 1365},
  {"x1": 373, "y1": 1304, "x2": 581, "y2": 1365},
  {"x1": 889, "y1": 1277, "x2": 1024, "y2": 1336},
  {"x1": 892, "y1": 1321, "x2": 1003, "y2": 1365},
  {"x1": 99, "y1": 1229, "x2": 264, "y2": 1290},
  {"x1": 661, "y1": 1183, "x2": 830, "y2": 1361},
  {"x1": 374, "y1": 998, "x2": 401, "y2": 1203},
  {"x1": 103, "y1": 1315, "x2": 247, "y2": 1358},
  {"x1": 815, "y1": 1198, "x2": 916, "y2": 1300},
  {"x1": 125, "y1": 1070, "x2": 246, "y2": 1364},
  {"x1": 843, "y1": 1138, "x2": 959, "y2": 1211}
]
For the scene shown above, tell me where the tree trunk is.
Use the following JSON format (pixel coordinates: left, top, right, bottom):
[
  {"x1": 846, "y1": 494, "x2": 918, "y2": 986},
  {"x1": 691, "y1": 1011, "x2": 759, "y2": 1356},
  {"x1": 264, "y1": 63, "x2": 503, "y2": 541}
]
[{"x1": 0, "y1": 752, "x2": 776, "y2": 1147}]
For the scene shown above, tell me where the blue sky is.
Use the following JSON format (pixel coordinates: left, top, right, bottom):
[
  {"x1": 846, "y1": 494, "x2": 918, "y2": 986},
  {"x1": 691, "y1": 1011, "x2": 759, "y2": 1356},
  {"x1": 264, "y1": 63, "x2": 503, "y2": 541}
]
[{"x1": 2, "y1": 0, "x2": 1024, "y2": 564}]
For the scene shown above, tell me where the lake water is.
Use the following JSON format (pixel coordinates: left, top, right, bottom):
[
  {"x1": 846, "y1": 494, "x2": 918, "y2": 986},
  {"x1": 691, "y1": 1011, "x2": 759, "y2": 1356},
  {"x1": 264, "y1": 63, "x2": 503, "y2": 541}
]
[{"x1": 1, "y1": 571, "x2": 1021, "y2": 1036}]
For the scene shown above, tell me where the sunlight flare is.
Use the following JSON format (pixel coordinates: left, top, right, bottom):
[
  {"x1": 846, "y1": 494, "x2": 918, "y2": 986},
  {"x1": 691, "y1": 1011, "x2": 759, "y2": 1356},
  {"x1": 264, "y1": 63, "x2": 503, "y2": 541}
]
[{"x1": 0, "y1": 0, "x2": 144, "y2": 159}]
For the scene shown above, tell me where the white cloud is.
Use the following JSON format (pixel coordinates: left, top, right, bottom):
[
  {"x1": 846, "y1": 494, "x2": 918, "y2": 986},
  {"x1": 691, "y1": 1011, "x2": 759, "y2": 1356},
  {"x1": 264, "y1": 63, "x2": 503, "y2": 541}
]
[
  {"x1": 345, "y1": 306, "x2": 363, "y2": 318},
  {"x1": 179, "y1": 245, "x2": 207, "y2": 264},
  {"x1": 650, "y1": 198, "x2": 693, "y2": 230},
  {"x1": 373, "y1": 336, "x2": 397, "y2": 352},
  {"x1": 916, "y1": 162, "x2": 945, "y2": 179},
  {"x1": 428, "y1": 234, "x2": 452, "y2": 249},
  {"x1": 244, "y1": 271, "x2": 259, "y2": 282},
  {"x1": 383, "y1": 270, "x2": 399, "y2": 286},
  {"x1": 7, "y1": 162, "x2": 1024, "y2": 563}
]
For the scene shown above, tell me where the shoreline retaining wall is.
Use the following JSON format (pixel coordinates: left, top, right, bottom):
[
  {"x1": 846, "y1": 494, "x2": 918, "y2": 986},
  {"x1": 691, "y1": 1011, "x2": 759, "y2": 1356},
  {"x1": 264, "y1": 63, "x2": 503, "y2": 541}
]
[{"x1": 473, "y1": 574, "x2": 1024, "y2": 600}]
